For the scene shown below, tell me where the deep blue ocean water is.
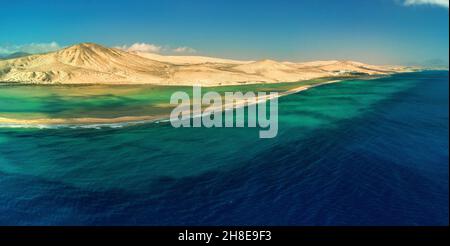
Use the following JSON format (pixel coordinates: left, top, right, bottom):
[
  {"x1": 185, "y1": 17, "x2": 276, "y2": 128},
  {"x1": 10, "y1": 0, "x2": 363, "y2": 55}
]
[{"x1": 0, "y1": 71, "x2": 448, "y2": 225}]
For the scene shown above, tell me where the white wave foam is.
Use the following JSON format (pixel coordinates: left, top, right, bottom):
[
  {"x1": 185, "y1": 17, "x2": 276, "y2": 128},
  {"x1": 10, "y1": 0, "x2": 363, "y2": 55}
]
[{"x1": 0, "y1": 119, "x2": 158, "y2": 130}]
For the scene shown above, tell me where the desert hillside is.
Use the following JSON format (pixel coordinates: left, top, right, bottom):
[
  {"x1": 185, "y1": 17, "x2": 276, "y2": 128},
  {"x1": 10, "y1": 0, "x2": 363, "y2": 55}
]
[
  {"x1": 132, "y1": 51, "x2": 252, "y2": 65},
  {"x1": 0, "y1": 43, "x2": 405, "y2": 86}
]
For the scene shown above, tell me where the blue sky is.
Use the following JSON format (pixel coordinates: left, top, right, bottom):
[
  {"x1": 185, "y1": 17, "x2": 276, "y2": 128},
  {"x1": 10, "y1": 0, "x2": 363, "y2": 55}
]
[{"x1": 0, "y1": 0, "x2": 448, "y2": 65}]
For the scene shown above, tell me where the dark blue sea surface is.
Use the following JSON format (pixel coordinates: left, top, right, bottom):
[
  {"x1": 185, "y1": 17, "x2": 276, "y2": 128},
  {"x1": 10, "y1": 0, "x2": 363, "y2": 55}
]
[{"x1": 0, "y1": 71, "x2": 448, "y2": 225}]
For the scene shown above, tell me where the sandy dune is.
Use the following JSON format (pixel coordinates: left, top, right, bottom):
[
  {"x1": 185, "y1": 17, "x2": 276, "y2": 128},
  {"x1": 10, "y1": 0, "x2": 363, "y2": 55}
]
[
  {"x1": 132, "y1": 51, "x2": 252, "y2": 65},
  {"x1": 0, "y1": 43, "x2": 406, "y2": 86}
]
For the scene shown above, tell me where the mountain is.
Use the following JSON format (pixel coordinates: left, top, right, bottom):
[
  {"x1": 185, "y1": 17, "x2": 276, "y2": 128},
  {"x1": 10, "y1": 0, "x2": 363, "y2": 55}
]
[
  {"x1": 0, "y1": 43, "x2": 405, "y2": 85},
  {"x1": 0, "y1": 52, "x2": 31, "y2": 60},
  {"x1": 0, "y1": 43, "x2": 172, "y2": 84}
]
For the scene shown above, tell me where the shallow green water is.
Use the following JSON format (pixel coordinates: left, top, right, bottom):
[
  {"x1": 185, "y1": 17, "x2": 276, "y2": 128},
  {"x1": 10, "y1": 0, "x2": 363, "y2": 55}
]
[
  {"x1": 0, "y1": 75, "x2": 418, "y2": 188},
  {"x1": 0, "y1": 79, "x2": 330, "y2": 121}
]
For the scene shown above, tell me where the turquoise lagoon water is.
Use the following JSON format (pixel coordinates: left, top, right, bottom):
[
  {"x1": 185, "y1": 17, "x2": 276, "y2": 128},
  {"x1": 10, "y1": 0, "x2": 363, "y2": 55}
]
[{"x1": 0, "y1": 71, "x2": 448, "y2": 225}]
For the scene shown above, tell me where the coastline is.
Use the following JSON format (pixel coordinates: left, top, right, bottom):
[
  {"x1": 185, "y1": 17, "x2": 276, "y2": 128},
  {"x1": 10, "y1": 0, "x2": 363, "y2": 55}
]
[
  {"x1": 0, "y1": 77, "x2": 341, "y2": 87},
  {"x1": 0, "y1": 72, "x2": 401, "y2": 87}
]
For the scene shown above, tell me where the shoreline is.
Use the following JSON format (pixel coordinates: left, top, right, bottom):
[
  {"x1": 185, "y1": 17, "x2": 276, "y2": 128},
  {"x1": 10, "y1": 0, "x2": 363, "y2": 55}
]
[
  {"x1": 0, "y1": 79, "x2": 344, "y2": 128},
  {"x1": 0, "y1": 73, "x2": 387, "y2": 87}
]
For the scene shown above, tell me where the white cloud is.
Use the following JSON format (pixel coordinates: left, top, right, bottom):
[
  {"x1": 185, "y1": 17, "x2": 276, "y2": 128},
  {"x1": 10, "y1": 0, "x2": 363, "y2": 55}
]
[
  {"x1": 116, "y1": 42, "x2": 198, "y2": 54},
  {"x1": 115, "y1": 42, "x2": 163, "y2": 53},
  {"x1": 172, "y1": 46, "x2": 197, "y2": 54},
  {"x1": 403, "y1": 0, "x2": 449, "y2": 8},
  {"x1": 0, "y1": 42, "x2": 61, "y2": 55}
]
